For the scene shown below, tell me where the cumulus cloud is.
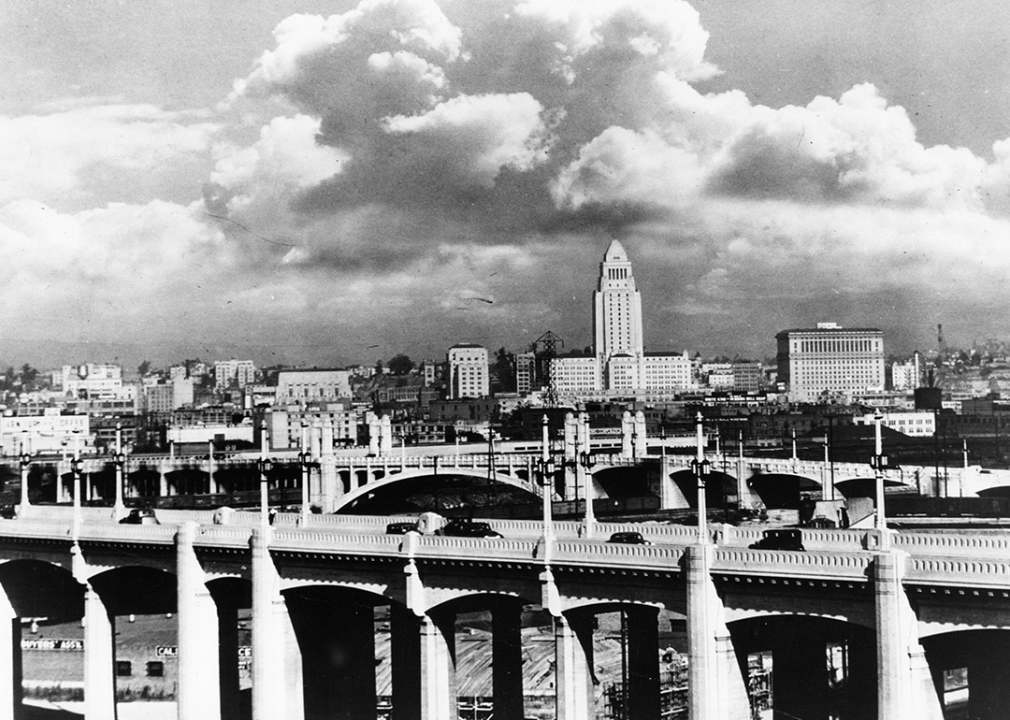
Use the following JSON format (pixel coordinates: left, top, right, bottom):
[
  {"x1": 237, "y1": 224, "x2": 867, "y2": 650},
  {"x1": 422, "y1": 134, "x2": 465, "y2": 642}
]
[
  {"x1": 0, "y1": 104, "x2": 219, "y2": 208},
  {"x1": 11, "y1": 0, "x2": 1010, "y2": 367}
]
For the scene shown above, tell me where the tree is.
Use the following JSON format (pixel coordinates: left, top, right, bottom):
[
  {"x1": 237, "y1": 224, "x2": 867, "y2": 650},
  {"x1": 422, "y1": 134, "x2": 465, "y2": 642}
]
[
  {"x1": 138, "y1": 360, "x2": 152, "y2": 376},
  {"x1": 18, "y1": 364, "x2": 38, "y2": 390},
  {"x1": 387, "y1": 354, "x2": 415, "y2": 375},
  {"x1": 490, "y1": 348, "x2": 516, "y2": 394}
]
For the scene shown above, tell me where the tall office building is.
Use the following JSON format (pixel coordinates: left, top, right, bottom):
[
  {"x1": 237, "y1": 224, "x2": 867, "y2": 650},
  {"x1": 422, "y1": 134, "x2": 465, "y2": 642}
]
[
  {"x1": 776, "y1": 323, "x2": 885, "y2": 401},
  {"x1": 593, "y1": 240, "x2": 644, "y2": 363},
  {"x1": 214, "y1": 360, "x2": 257, "y2": 389},
  {"x1": 447, "y1": 344, "x2": 489, "y2": 399}
]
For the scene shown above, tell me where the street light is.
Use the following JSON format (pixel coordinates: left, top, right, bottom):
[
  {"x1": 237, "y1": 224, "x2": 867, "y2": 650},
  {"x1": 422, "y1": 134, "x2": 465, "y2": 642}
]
[
  {"x1": 258, "y1": 420, "x2": 273, "y2": 528},
  {"x1": 298, "y1": 419, "x2": 312, "y2": 524},
  {"x1": 18, "y1": 435, "x2": 32, "y2": 516},
  {"x1": 70, "y1": 430, "x2": 83, "y2": 533},
  {"x1": 869, "y1": 412, "x2": 889, "y2": 539},
  {"x1": 538, "y1": 454, "x2": 556, "y2": 541},
  {"x1": 579, "y1": 450, "x2": 596, "y2": 536},
  {"x1": 114, "y1": 422, "x2": 126, "y2": 515},
  {"x1": 691, "y1": 413, "x2": 711, "y2": 543}
]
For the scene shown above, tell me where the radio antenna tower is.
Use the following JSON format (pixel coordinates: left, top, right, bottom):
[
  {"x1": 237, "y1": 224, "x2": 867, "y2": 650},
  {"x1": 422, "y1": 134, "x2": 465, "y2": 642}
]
[{"x1": 532, "y1": 331, "x2": 564, "y2": 407}]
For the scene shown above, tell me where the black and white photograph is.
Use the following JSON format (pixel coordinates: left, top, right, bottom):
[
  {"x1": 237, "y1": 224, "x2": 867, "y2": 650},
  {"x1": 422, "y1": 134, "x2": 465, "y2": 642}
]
[{"x1": 2, "y1": 0, "x2": 1010, "y2": 718}]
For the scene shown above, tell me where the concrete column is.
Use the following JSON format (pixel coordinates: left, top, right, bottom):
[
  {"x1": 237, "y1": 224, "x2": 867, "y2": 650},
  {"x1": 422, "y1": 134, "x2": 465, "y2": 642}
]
[
  {"x1": 626, "y1": 606, "x2": 660, "y2": 720},
  {"x1": 563, "y1": 413, "x2": 577, "y2": 462},
  {"x1": 874, "y1": 549, "x2": 943, "y2": 720},
  {"x1": 83, "y1": 585, "x2": 116, "y2": 720},
  {"x1": 319, "y1": 420, "x2": 340, "y2": 513},
  {"x1": 380, "y1": 415, "x2": 394, "y2": 455},
  {"x1": 686, "y1": 544, "x2": 749, "y2": 720},
  {"x1": 492, "y1": 603, "x2": 524, "y2": 720},
  {"x1": 251, "y1": 528, "x2": 304, "y2": 720},
  {"x1": 659, "y1": 455, "x2": 689, "y2": 510},
  {"x1": 621, "y1": 412, "x2": 633, "y2": 459},
  {"x1": 420, "y1": 612, "x2": 457, "y2": 720},
  {"x1": 634, "y1": 411, "x2": 647, "y2": 460},
  {"x1": 554, "y1": 614, "x2": 594, "y2": 720},
  {"x1": 0, "y1": 588, "x2": 21, "y2": 720},
  {"x1": 177, "y1": 522, "x2": 221, "y2": 720}
]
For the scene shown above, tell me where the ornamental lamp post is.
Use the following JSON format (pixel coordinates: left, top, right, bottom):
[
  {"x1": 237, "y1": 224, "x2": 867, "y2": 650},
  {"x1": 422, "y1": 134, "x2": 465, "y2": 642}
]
[
  {"x1": 579, "y1": 450, "x2": 596, "y2": 536},
  {"x1": 114, "y1": 422, "x2": 126, "y2": 515},
  {"x1": 539, "y1": 415, "x2": 555, "y2": 541},
  {"x1": 298, "y1": 419, "x2": 312, "y2": 524},
  {"x1": 691, "y1": 413, "x2": 711, "y2": 543},
  {"x1": 258, "y1": 420, "x2": 273, "y2": 529},
  {"x1": 18, "y1": 434, "x2": 32, "y2": 516},
  {"x1": 541, "y1": 454, "x2": 557, "y2": 541},
  {"x1": 71, "y1": 430, "x2": 83, "y2": 533},
  {"x1": 869, "y1": 412, "x2": 889, "y2": 541}
]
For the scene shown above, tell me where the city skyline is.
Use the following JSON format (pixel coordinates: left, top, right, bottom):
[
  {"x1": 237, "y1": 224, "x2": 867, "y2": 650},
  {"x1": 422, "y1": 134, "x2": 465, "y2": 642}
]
[{"x1": 4, "y1": 0, "x2": 1010, "y2": 370}]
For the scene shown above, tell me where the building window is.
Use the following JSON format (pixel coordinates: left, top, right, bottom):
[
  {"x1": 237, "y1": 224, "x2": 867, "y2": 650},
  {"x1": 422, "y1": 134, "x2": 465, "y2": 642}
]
[
  {"x1": 116, "y1": 660, "x2": 132, "y2": 677},
  {"x1": 146, "y1": 661, "x2": 164, "y2": 678}
]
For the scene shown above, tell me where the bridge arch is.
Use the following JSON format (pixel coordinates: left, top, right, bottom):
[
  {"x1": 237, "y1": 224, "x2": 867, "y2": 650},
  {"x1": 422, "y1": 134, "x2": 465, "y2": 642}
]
[
  {"x1": 668, "y1": 469, "x2": 739, "y2": 508},
  {"x1": 333, "y1": 467, "x2": 553, "y2": 513}
]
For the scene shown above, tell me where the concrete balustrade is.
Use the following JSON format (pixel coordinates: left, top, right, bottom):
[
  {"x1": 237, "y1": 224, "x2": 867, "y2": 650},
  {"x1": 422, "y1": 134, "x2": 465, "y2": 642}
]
[{"x1": 0, "y1": 516, "x2": 1009, "y2": 718}]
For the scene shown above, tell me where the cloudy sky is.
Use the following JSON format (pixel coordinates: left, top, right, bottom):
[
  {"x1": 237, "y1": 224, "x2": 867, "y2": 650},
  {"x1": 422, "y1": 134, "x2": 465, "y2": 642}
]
[{"x1": 3, "y1": 0, "x2": 1010, "y2": 370}]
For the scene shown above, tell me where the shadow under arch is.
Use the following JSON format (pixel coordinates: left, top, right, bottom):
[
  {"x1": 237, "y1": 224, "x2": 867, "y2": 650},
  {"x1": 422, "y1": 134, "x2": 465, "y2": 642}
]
[
  {"x1": 282, "y1": 585, "x2": 390, "y2": 720},
  {"x1": 669, "y1": 469, "x2": 738, "y2": 508},
  {"x1": 921, "y1": 629, "x2": 1010, "y2": 719},
  {"x1": 88, "y1": 566, "x2": 177, "y2": 616},
  {"x1": 747, "y1": 472, "x2": 823, "y2": 509},
  {"x1": 728, "y1": 614, "x2": 878, "y2": 720},
  {"x1": 0, "y1": 559, "x2": 84, "y2": 621}
]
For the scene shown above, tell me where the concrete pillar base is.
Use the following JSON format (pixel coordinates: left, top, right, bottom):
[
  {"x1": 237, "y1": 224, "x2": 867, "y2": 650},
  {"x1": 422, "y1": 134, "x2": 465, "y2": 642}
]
[{"x1": 83, "y1": 586, "x2": 116, "y2": 720}]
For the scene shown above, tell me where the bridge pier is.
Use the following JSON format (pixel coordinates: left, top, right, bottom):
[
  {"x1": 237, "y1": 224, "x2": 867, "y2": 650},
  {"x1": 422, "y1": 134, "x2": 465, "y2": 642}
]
[
  {"x1": 420, "y1": 610, "x2": 457, "y2": 720},
  {"x1": 83, "y1": 585, "x2": 116, "y2": 720},
  {"x1": 0, "y1": 589, "x2": 21, "y2": 720},
  {"x1": 686, "y1": 544, "x2": 749, "y2": 720},
  {"x1": 251, "y1": 528, "x2": 304, "y2": 720},
  {"x1": 874, "y1": 547, "x2": 944, "y2": 720},
  {"x1": 554, "y1": 614, "x2": 594, "y2": 720},
  {"x1": 176, "y1": 522, "x2": 222, "y2": 720}
]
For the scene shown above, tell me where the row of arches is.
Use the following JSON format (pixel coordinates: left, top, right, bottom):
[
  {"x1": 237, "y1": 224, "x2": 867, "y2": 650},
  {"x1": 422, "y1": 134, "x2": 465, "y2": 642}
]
[{"x1": 0, "y1": 554, "x2": 1006, "y2": 720}]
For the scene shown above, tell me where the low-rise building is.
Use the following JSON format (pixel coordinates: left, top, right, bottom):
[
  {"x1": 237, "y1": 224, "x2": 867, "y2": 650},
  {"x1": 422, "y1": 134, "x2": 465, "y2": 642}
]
[
  {"x1": 854, "y1": 410, "x2": 935, "y2": 437},
  {"x1": 275, "y1": 369, "x2": 352, "y2": 404}
]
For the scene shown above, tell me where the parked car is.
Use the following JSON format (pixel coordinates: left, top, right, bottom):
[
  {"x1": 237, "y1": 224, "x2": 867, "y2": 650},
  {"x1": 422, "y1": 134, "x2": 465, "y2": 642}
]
[
  {"x1": 748, "y1": 529, "x2": 804, "y2": 551},
  {"x1": 386, "y1": 521, "x2": 420, "y2": 535},
  {"x1": 607, "y1": 531, "x2": 651, "y2": 545},
  {"x1": 436, "y1": 519, "x2": 502, "y2": 538},
  {"x1": 120, "y1": 508, "x2": 159, "y2": 525}
]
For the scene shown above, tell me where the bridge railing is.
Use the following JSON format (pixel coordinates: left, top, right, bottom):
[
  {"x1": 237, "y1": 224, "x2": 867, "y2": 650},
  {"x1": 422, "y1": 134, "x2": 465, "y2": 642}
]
[
  {"x1": 713, "y1": 546, "x2": 873, "y2": 580},
  {"x1": 904, "y1": 555, "x2": 1010, "y2": 589},
  {"x1": 552, "y1": 540, "x2": 687, "y2": 570},
  {"x1": 895, "y1": 531, "x2": 1010, "y2": 557}
]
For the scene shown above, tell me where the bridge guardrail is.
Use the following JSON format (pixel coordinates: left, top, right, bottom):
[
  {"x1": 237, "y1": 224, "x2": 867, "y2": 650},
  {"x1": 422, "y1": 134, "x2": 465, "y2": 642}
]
[
  {"x1": 895, "y1": 531, "x2": 1010, "y2": 557},
  {"x1": 713, "y1": 547, "x2": 873, "y2": 581},
  {"x1": 77, "y1": 523, "x2": 177, "y2": 544},
  {"x1": 905, "y1": 556, "x2": 1010, "y2": 589},
  {"x1": 552, "y1": 540, "x2": 686, "y2": 570}
]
